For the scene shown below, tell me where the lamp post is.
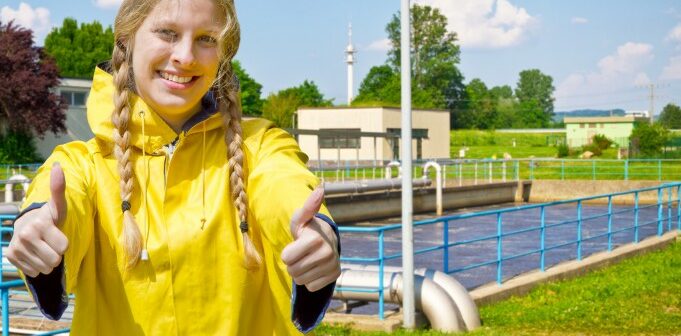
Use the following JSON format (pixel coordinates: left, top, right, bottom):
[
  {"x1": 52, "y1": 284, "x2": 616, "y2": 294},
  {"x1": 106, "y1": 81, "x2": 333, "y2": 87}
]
[{"x1": 400, "y1": 0, "x2": 415, "y2": 329}]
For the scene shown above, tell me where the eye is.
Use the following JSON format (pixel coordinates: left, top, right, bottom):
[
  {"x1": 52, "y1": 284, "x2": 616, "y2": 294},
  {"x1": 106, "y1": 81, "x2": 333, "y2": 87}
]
[
  {"x1": 154, "y1": 28, "x2": 177, "y2": 42},
  {"x1": 198, "y1": 35, "x2": 218, "y2": 46}
]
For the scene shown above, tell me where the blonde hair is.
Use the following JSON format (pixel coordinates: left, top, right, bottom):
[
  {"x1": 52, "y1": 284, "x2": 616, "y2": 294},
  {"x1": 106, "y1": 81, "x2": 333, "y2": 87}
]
[{"x1": 112, "y1": 0, "x2": 260, "y2": 268}]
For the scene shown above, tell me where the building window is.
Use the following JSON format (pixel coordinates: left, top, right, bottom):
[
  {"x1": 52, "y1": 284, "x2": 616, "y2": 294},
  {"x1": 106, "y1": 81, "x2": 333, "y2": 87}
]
[
  {"x1": 61, "y1": 90, "x2": 88, "y2": 107},
  {"x1": 589, "y1": 123, "x2": 596, "y2": 128},
  {"x1": 600, "y1": 123, "x2": 604, "y2": 128},
  {"x1": 319, "y1": 128, "x2": 360, "y2": 149},
  {"x1": 580, "y1": 123, "x2": 585, "y2": 128}
]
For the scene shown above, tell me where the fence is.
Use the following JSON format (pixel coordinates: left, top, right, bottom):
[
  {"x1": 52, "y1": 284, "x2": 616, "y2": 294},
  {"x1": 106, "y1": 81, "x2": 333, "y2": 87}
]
[
  {"x1": 310, "y1": 158, "x2": 681, "y2": 183},
  {"x1": 337, "y1": 183, "x2": 681, "y2": 319}
]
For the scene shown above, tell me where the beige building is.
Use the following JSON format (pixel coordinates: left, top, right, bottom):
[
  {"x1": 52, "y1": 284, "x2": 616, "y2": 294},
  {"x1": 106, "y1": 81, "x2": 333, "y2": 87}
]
[
  {"x1": 296, "y1": 107, "x2": 450, "y2": 162},
  {"x1": 37, "y1": 78, "x2": 94, "y2": 159}
]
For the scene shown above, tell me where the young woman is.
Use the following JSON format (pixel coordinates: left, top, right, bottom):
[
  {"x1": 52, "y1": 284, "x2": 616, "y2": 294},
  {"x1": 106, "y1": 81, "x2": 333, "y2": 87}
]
[{"x1": 6, "y1": 0, "x2": 341, "y2": 334}]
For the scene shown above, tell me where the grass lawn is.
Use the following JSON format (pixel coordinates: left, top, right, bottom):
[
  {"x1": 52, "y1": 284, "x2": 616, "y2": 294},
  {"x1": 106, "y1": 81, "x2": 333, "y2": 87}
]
[{"x1": 317, "y1": 240, "x2": 681, "y2": 335}]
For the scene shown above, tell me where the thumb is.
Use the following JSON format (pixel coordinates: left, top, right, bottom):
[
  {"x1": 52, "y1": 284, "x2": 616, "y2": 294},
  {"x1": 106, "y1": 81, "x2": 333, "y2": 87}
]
[
  {"x1": 48, "y1": 162, "x2": 67, "y2": 226},
  {"x1": 289, "y1": 187, "x2": 324, "y2": 239}
]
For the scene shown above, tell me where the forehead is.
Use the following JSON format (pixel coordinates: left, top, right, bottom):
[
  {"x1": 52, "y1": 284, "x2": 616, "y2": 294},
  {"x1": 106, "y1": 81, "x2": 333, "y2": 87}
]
[{"x1": 145, "y1": 0, "x2": 225, "y2": 29}]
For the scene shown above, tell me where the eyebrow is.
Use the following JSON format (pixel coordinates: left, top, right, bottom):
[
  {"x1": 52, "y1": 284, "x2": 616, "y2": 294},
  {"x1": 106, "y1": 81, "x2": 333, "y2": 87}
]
[{"x1": 150, "y1": 19, "x2": 220, "y2": 35}]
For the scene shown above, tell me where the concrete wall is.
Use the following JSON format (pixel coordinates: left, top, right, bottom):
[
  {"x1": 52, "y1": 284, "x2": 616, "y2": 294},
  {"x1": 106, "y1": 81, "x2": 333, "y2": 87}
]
[
  {"x1": 527, "y1": 180, "x2": 675, "y2": 205},
  {"x1": 297, "y1": 107, "x2": 450, "y2": 161},
  {"x1": 326, "y1": 182, "x2": 518, "y2": 223}
]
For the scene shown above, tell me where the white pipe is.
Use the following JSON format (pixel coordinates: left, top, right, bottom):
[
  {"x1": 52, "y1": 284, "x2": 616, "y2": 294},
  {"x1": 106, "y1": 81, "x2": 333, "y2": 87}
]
[
  {"x1": 4, "y1": 175, "x2": 30, "y2": 203},
  {"x1": 385, "y1": 161, "x2": 402, "y2": 179},
  {"x1": 340, "y1": 265, "x2": 480, "y2": 331},
  {"x1": 323, "y1": 178, "x2": 431, "y2": 195},
  {"x1": 400, "y1": 0, "x2": 415, "y2": 328},
  {"x1": 335, "y1": 269, "x2": 463, "y2": 332},
  {"x1": 422, "y1": 162, "x2": 442, "y2": 216}
]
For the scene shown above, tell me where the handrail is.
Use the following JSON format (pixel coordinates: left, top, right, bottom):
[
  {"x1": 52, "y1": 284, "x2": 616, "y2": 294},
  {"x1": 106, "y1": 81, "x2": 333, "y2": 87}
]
[{"x1": 337, "y1": 182, "x2": 681, "y2": 319}]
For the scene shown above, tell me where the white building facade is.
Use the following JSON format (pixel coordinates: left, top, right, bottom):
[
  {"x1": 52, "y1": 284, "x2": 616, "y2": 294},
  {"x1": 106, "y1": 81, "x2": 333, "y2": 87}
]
[{"x1": 296, "y1": 107, "x2": 450, "y2": 162}]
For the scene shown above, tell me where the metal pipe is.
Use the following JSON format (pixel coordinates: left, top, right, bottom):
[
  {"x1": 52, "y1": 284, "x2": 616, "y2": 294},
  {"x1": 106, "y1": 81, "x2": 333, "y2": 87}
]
[
  {"x1": 385, "y1": 161, "x2": 402, "y2": 179},
  {"x1": 335, "y1": 269, "x2": 464, "y2": 332},
  {"x1": 423, "y1": 162, "x2": 442, "y2": 216},
  {"x1": 339, "y1": 265, "x2": 480, "y2": 331},
  {"x1": 323, "y1": 178, "x2": 431, "y2": 195},
  {"x1": 4, "y1": 175, "x2": 30, "y2": 203}
]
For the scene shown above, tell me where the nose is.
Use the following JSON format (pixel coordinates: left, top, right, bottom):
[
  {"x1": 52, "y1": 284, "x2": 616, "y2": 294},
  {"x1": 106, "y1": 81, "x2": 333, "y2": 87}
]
[{"x1": 170, "y1": 36, "x2": 196, "y2": 67}]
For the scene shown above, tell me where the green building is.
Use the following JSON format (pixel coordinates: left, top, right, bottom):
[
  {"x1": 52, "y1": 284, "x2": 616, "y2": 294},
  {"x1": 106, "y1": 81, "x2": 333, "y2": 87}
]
[{"x1": 564, "y1": 116, "x2": 649, "y2": 148}]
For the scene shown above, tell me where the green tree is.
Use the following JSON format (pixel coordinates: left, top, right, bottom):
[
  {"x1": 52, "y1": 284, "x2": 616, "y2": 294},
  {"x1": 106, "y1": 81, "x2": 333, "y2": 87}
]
[
  {"x1": 262, "y1": 80, "x2": 333, "y2": 128},
  {"x1": 232, "y1": 60, "x2": 263, "y2": 116},
  {"x1": 354, "y1": 4, "x2": 465, "y2": 126},
  {"x1": 279, "y1": 80, "x2": 333, "y2": 107},
  {"x1": 515, "y1": 69, "x2": 555, "y2": 128},
  {"x1": 465, "y1": 79, "x2": 496, "y2": 129},
  {"x1": 629, "y1": 122, "x2": 670, "y2": 157},
  {"x1": 658, "y1": 103, "x2": 681, "y2": 129},
  {"x1": 44, "y1": 18, "x2": 114, "y2": 78}
]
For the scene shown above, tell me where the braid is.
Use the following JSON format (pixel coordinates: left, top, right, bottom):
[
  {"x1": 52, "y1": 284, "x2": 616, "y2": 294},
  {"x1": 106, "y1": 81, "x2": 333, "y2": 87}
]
[
  {"x1": 111, "y1": 44, "x2": 143, "y2": 269},
  {"x1": 220, "y1": 74, "x2": 261, "y2": 269}
]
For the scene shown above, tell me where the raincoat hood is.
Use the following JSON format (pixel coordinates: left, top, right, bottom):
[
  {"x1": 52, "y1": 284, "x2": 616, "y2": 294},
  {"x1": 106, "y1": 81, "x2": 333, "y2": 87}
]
[{"x1": 87, "y1": 65, "x2": 225, "y2": 153}]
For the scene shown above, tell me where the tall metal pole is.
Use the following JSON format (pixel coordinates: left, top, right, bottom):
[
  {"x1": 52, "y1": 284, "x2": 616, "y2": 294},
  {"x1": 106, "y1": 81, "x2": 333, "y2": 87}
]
[{"x1": 400, "y1": 0, "x2": 415, "y2": 329}]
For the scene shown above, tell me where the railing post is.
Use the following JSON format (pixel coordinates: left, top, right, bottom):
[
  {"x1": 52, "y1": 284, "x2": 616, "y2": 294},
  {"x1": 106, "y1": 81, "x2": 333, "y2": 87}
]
[
  {"x1": 677, "y1": 185, "x2": 681, "y2": 232},
  {"x1": 378, "y1": 230, "x2": 385, "y2": 320},
  {"x1": 634, "y1": 191, "x2": 640, "y2": 243},
  {"x1": 529, "y1": 160, "x2": 534, "y2": 180},
  {"x1": 658, "y1": 160, "x2": 662, "y2": 181},
  {"x1": 474, "y1": 161, "x2": 478, "y2": 185},
  {"x1": 561, "y1": 160, "x2": 565, "y2": 180},
  {"x1": 577, "y1": 200, "x2": 582, "y2": 260},
  {"x1": 624, "y1": 160, "x2": 629, "y2": 181},
  {"x1": 607, "y1": 195, "x2": 613, "y2": 251},
  {"x1": 515, "y1": 160, "x2": 520, "y2": 181},
  {"x1": 488, "y1": 161, "x2": 493, "y2": 183},
  {"x1": 592, "y1": 160, "x2": 596, "y2": 180},
  {"x1": 540, "y1": 206, "x2": 546, "y2": 272},
  {"x1": 2, "y1": 288, "x2": 8, "y2": 336},
  {"x1": 668, "y1": 187, "x2": 673, "y2": 232},
  {"x1": 496, "y1": 212, "x2": 503, "y2": 285},
  {"x1": 443, "y1": 220, "x2": 449, "y2": 273},
  {"x1": 459, "y1": 163, "x2": 463, "y2": 187},
  {"x1": 658, "y1": 188, "x2": 664, "y2": 236}
]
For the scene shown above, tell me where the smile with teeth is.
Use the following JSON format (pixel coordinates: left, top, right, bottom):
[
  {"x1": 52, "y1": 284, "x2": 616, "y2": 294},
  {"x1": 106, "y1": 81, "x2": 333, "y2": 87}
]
[{"x1": 160, "y1": 71, "x2": 195, "y2": 84}]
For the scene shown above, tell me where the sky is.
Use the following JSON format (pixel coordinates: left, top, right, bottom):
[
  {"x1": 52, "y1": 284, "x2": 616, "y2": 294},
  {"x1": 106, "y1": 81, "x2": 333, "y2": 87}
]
[{"x1": 2, "y1": 0, "x2": 681, "y2": 116}]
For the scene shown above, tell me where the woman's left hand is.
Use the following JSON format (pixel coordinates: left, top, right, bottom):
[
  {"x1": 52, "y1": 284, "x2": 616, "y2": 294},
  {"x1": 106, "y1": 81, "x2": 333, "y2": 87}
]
[{"x1": 281, "y1": 188, "x2": 341, "y2": 292}]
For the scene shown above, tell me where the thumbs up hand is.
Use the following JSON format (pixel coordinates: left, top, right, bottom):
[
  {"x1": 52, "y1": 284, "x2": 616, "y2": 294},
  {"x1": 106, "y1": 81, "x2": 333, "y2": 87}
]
[
  {"x1": 281, "y1": 187, "x2": 341, "y2": 292},
  {"x1": 7, "y1": 163, "x2": 70, "y2": 278}
]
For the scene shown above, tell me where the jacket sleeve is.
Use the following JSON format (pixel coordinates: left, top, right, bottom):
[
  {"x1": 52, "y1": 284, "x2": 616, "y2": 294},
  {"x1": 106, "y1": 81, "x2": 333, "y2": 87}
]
[
  {"x1": 245, "y1": 123, "x2": 337, "y2": 333},
  {"x1": 17, "y1": 142, "x2": 96, "y2": 320}
]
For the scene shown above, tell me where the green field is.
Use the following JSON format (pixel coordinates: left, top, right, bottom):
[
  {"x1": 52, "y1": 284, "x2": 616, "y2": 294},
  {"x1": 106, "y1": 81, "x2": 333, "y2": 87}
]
[{"x1": 318, "y1": 240, "x2": 681, "y2": 335}]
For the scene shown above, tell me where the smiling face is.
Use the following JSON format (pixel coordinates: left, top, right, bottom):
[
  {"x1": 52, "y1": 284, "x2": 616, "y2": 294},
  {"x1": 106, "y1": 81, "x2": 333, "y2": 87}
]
[{"x1": 131, "y1": 0, "x2": 224, "y2": 131}]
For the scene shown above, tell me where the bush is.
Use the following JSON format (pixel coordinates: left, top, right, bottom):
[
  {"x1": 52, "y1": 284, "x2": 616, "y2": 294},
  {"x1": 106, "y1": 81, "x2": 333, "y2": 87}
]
[
  {"x1": 592, "y1": 134, "x2": 613, "y2": 150},
  {"x1": 556, "y1": 143, "x2": 570, "y2": 158},
  {"x1": 0, "y1": 131, "x2": 42, "y2": 164},
  {"x1": 630, "y1": 122, "x2": 671, "y2": 158},
  {"x1": 581, "y1": 143, "x2": 602, "y2": 156}
]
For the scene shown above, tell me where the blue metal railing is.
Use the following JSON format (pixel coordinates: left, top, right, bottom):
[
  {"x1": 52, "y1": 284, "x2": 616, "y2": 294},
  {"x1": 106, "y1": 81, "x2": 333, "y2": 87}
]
[
  {"x1": 337, "y1": 183, "x2": 681, "y2": 319},
  {"x1": 0, "y1": 224, "x2": 70, "y2": 335}
]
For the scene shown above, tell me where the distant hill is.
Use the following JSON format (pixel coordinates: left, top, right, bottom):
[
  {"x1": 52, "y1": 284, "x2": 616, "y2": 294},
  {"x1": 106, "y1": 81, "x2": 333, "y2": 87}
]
[{"x1": 553, "y1": 109, "x2": 626, "y2": 122}]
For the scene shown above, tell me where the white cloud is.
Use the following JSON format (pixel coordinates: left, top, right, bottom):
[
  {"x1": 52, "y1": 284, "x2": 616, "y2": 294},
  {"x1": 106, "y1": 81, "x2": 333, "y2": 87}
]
[
  {"x1": 413, "y1": 0, "x2": 537, "y2": 49},
  {"x1": 555, "y1": 42, "x2": 654, "y2": 110},
  {"x1": 571, "y1": 17, "x2": 588, "y2": 24},
  {"x1": 364, "y1": 38, "x2": 392, "y2": 52},
  {"x1": 1, "y1": 2, "x2": 51, "y2": 34},
  {"x1": 667, "y1": 23, "x2": 681, "y2": 43},
  {"x1": 661, "y1": 55, "x2": 681, "y2": 80},
  {"x1": 93, "y1": 0, "x2": 122, "y2": 9}
]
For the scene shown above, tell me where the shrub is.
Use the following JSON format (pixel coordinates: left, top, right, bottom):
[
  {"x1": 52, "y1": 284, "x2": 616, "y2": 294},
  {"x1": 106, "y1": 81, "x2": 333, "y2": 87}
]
[
  {"x1": 581, "y1": 143, "x2": 602, "y2": 156},
  {"x1": 592, "y1": 134, "x2": 613, "y2": 150},
  {"x1": 556, "y1": 143, "x2": 570, "y2": 158},
  {"x1": 0, "y1": 131, "x2": 42, "y2": 164}
]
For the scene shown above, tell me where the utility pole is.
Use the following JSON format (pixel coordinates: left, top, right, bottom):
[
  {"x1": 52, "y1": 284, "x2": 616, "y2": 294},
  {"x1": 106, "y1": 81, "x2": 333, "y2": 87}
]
[
  {"x1": 649, "y1": 84, "x2": 655, "y2": 124},
  {"x1": 400, "y1": 0, "x2": 415, "y2": 330}
]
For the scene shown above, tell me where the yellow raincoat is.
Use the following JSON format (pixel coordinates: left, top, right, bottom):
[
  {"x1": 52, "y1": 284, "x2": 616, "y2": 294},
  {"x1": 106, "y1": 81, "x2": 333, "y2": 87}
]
[{"x1": 20, "y1": 66, "x2": 332, "y2": 335}]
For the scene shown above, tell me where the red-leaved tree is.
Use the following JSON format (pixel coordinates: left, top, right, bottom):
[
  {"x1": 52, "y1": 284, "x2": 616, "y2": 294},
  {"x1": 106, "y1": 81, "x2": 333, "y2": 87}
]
[{"x1": 0, "y1": 21, "x2": 66, "y2": 137}]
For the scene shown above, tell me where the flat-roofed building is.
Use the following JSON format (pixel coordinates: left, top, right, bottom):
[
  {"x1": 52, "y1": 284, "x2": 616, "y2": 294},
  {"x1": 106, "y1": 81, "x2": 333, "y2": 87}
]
[
  {"x1": 296, "y1": 106, "x2": 450, "y2": 162},
  {"x1": 564, "y1": 116, "x2": 648, "y2": 148},
  {"x1": 36, "y1": 77, "x2": 94, "y2": 159}
]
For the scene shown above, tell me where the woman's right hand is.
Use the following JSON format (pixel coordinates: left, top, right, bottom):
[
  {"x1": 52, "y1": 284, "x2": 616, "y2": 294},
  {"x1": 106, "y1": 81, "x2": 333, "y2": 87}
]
[{"x1": 7, "y1": 163, "x2": 69, "y2": 278}]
